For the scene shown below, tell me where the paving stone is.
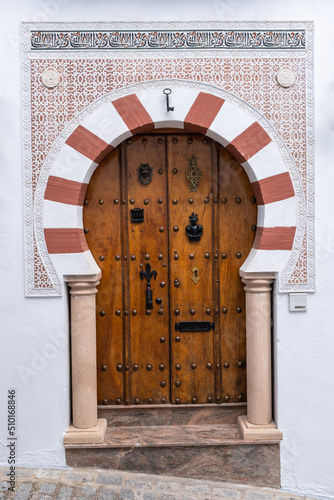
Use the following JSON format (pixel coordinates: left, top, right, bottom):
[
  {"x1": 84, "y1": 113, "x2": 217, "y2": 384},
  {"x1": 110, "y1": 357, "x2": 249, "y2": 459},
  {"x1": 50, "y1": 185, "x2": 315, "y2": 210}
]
[
  {"x1": 185, "y1": 484, "x2": 211, "y2": 495},
  {"x1": 245, "y1": 491, "x2": 273, "y2": 500},
  {"x1": 156, "y1": 482, "x2": 182, "y2": 493},
  {"x1": 159, "y1": 495, "x2": 178, "y2": 500},
  {"x1": 0, "y1": 493, "x2": 5, "y2": 499},
  {"x1": 36, "y1": 469, "x2": 62, "y2": 479},
  {"x1": 57, "y1": 486, "x2": 74, "y2": 499},
  {"x1": 39, "y1": 482, "x2": 57, "y2": 494},
  {"x1": 98, "y1": 489, "x2": 116, "y2": 500},
  {"x1": 183, "y1": 497, "x2": 203, "y2": 500},
  {"x1": 81, "y1": 484, "x2": 97, "y2": 495},
  {"x1": 213, "y1": 486, "x2": 241, "y2": 498},
  {"x1": 125, "y1": 479, "x2": 152, "y2": 490},
  {"x1": 132, "y1": 493, "x2": 158, "y2": 500},
  {"x1": 97, "y1": 473, "x2": 123, "y2": 485},
  {"x1": 142, "y1": 493, "x2": 157, "y2": 500},
  {"x1": 66, "y1": 472, "x2": 95, "y2": 483},
  {"x1": 14, "y1": 483, "x2": 33, "y2": 500},
  {"x1": 17, "y1": 469, "x2": 35, "y2": 478},
  {"x1": 0, "y1": 483, "x2": 7, "y2": 492},
  {"x1": 120, "y1": 489, "x2": 135, "y2": 499}
]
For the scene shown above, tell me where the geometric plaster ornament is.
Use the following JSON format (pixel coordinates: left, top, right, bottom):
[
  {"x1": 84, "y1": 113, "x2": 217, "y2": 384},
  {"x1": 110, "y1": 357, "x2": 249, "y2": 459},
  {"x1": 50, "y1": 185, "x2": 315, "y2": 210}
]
[
  {"x1": 41, "y1": 68, "x2": 61, "y2": 89},
  {"x1": 276, "y1": 67, "x2": 296, "y2": 88}
]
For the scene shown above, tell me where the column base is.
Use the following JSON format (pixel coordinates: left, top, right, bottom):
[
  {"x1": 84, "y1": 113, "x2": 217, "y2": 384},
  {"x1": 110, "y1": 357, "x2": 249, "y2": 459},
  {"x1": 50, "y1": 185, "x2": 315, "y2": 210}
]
[
  {"x1": 63, "y1": 418, "x2": 107, "y2": 445},
  {"x1": 238, "y1": 415, "x2": 283, "y2": 441}
]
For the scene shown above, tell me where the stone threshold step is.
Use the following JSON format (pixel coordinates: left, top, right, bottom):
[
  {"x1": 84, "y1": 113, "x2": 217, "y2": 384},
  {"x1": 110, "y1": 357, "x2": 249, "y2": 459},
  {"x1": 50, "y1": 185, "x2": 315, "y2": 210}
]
[
  {"x1": 65, "y1": 436, "x2": 281, "y2": 487},
  {"x1": 98, "y1": 403, "x2": 247, "y2": 427},
  {"x1": 65, "y1": 423, "x2": 280, "y2": 449}
]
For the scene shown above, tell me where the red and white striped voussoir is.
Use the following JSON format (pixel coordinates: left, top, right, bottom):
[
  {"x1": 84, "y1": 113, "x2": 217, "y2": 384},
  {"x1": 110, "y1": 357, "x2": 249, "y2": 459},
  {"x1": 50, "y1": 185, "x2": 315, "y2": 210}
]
[{"x1": 43, "y1": 88, "x2": 297, "y2": 271}]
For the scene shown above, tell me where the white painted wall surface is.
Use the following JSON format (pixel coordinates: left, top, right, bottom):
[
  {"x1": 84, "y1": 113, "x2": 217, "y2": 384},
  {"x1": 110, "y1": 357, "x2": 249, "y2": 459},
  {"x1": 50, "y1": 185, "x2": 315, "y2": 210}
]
[{"x1": 0, "y1": 0, "x2": 333, "y2": 497}]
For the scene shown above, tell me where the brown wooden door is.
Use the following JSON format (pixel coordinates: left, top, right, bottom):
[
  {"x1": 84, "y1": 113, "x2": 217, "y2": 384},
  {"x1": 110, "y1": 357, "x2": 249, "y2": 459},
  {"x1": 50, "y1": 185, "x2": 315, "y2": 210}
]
[{"x1": 83, "y1": 132, "x2": 256, "y2": 406}]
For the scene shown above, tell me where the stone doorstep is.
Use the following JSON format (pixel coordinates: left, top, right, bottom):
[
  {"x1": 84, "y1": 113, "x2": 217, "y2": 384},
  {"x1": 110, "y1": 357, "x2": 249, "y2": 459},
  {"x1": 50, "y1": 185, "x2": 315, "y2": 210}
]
[
  {"x1": 65, "y1": 441, "x2": 281, "y2": 488},
  {"x1": 62, "y1": 405, "x2": 282, "y2": 489},
  {"x1": 63, "y1": 408, "x2": 282, "y2": 488}
]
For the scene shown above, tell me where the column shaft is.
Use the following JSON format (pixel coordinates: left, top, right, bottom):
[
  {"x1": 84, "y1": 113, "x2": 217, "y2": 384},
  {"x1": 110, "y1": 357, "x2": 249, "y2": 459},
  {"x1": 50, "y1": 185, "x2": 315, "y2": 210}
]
[
  {"x1": 68, "y1": 280, "x2": 99, "y2": 429},
  {"x1": 242, "y1": 277, "x2": 273, "y2": 426}
]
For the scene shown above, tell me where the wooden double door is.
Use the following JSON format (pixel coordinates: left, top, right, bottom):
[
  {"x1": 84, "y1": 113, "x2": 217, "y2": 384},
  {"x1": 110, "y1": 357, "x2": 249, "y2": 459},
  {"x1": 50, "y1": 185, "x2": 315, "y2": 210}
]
[{"x1": 83, "y1": 132, "x2": 256, "y2": 405}]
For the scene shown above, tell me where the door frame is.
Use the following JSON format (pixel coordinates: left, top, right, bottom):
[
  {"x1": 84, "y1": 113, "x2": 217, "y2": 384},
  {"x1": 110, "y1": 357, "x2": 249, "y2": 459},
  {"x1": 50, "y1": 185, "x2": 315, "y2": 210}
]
[{"x1": 40, "y1": 81, "x2": 298, "y2": 444}]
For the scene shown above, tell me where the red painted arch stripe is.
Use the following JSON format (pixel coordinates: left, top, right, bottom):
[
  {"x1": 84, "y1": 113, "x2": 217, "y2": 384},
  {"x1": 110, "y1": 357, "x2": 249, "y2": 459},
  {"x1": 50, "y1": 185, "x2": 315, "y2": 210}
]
[
  {"x1": 66, "y1": 125, "x2": 113, "y2": 164},
  {"x1": 251, "y1": 172, "x2": 294, "y2": 205},
  {"x1": 184, "y1": 93, "x2": 225, "y2": 134},
  {"x1": 112, "y1": 94, "x2": 154, "y2": 135},
  {"x1": 44, "y1": 228, "x2": 89, "y2": 254},
  {"x1": 226, "y1": 122, "x2": 271, "y2": 164},
  {"x1": 44, "y1": 176, "x2": 88, "y2": 206},
  {"x1": 254, "y1": 227, "x2": 296, "y2": 250}
]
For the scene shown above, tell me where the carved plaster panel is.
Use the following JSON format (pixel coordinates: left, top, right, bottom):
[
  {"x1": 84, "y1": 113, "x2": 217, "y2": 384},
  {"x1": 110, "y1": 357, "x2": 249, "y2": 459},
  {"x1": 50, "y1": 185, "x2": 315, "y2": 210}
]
[{"x1": 21, "y1": 22, "x2": 314, "y2": 296}]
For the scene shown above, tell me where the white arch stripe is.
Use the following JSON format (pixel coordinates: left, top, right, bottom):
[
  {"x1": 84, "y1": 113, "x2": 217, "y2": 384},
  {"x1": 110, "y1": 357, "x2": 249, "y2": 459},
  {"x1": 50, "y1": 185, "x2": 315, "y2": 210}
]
[
  {"x1": 50, "y1": 144, "x2": 98, "y2": 184},
  {"x1": 257, "y1": 198, "x2": 297, "y2": 228},
  {"x1": 80, "y1": 103, "x2": 132, "y2": 147},
  {"x1": 44, "y1": 200, "x2": 83, "y2": 229},
  {"x1": 207, "y1": 101, "x2": 255, "y2": 147},
  {"x1": 241, "y1": 141, "x2": 288, "y2": 184},
  {"x1": 51, "y1": 251, "x2": 100, "y2": 278},
  {"x1": 240, "y1": 248, "x2": 291, "y2": 273},
  {"x1": 135, "y1": 88, "x2": 199, "y2": 130}
]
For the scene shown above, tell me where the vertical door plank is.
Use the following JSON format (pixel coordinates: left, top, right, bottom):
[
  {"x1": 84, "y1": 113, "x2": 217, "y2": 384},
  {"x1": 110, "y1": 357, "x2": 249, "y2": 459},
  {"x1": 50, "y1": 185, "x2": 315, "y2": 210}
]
[
  {"x1": 168, "y1": 134, "x2": 215, "y2": 404},
  {"x1": 124, "y1": 135, "x2": 170, "y2": 404},
  {"x1": 211, "y1": 143, "x2": 222, "y2": 404},
  {"x1": 218, "y1": 148, "x2": 257, "y2": 402},
  {"x1": 83, "y1": 149, "x2": 124, "y2": 404}
]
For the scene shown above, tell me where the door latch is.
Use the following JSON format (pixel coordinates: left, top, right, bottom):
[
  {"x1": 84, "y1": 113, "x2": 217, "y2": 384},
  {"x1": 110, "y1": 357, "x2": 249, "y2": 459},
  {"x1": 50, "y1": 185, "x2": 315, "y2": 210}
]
[
  {"x1": 175, "y1": 321, "x2": 215, "y2": 332},
  {"x1": 140, "y1": 263, "x2": 157, "y2": 310}
]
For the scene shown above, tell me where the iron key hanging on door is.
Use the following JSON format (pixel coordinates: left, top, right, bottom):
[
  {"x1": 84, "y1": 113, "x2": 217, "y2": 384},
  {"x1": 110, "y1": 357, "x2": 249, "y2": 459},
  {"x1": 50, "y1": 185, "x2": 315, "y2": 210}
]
[{"x1": 140, "y1": 263, "x2": 157, "y2": 310}]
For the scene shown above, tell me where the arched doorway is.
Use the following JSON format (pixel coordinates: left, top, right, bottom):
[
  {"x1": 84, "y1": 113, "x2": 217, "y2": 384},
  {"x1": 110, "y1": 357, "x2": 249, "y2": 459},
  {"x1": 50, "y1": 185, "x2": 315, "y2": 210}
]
[
  {"x1": 39, "y1": 81, "x2": 296, "y2": 444},
  {"x1": 83, "y1": 131, "x2": 257, "y2": 406}
]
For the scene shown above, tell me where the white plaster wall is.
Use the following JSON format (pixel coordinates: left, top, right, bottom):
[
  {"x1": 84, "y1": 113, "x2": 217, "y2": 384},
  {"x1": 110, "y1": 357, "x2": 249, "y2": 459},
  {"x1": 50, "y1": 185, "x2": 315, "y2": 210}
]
[{"x1": 0, "y1": 0, "x2": 334, "y2": 497}]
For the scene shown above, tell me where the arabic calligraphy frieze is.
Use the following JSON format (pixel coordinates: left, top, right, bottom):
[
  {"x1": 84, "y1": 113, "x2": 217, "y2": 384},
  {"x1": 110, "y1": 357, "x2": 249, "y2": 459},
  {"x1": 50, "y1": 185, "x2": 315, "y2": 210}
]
[{"x1": 30, "y1": 30, "x2": 306, "y2": 51}]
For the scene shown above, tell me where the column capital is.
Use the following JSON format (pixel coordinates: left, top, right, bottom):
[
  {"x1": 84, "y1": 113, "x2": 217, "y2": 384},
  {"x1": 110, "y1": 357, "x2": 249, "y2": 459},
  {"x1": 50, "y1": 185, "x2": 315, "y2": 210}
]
[
  {"x1": 68, "y1": 280, "x2": 100, "y2": 296},
  {"x1": 240, "y1": 272, "x2": 275, "y2": 293},
  {"x1": 242, "y1": 277, "x2": 273, "y2": 294}
]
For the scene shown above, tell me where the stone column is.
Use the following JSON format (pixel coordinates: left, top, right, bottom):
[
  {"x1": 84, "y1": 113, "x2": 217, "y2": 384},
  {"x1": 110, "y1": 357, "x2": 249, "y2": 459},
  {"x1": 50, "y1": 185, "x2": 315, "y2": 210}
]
[
  {"x1": 237, "y1": 272, "x2": 283, "y2": 441},
  {"x1": 63, "y1": 276, "x2": 107, "y2": 445}
]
